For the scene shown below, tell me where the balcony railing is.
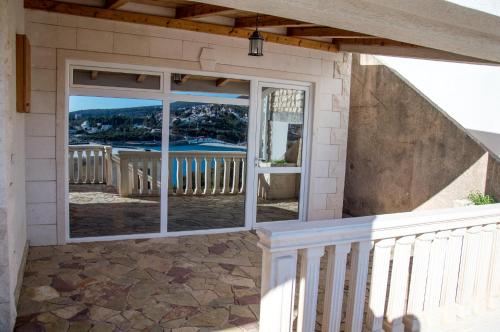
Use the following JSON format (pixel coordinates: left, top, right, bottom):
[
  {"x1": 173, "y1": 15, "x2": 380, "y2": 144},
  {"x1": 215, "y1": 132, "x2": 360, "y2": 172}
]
[
  {"x1": 68, "y1": 145, "x2": 246, "y2": 197},
  {"x1": 257, "y1": 204, "x2": 500, "y2": 332}
]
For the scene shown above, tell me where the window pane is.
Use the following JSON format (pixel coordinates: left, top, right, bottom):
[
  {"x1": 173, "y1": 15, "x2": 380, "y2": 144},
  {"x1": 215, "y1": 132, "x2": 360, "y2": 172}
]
[
  {"x1": 68, "y1": 96, "x2": 162, "y2": 238},
  {"x1": 259, "y1": 87, "x2": 305, "y2": 167},
  {"x1": 256, "y1": 173, "x2": 300, "y2": 222}
]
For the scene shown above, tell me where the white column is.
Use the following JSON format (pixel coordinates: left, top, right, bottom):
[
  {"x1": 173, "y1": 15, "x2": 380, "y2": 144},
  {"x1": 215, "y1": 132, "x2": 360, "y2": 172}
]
[
  {"x1": 260, "y1": 248, "x2": 298, "y2": 332},
  {"x1": 322, "y1": 243, "x2": 351, "y2": 332},
  {"x1": 456, "y1": 226, "x2": 482, "y2": 317},
  {"x1": 474, "y1": 224, "x2": 496, "y2": 312},
  {"x1": 405, "y1": 232, "x2": 434, "y2": 332},
  {"x1": 440, "y1": 228, "x2": 465, "y2": 323},
  {"x1": 384, "y1": 236, "x2": 415, "y2": 332},
  {"x1": 194, "y1": 156, "x2": 202, "y2": 195},
  {"x1": 297, "y1": 246, "x2": 325, "y2": 332},
  {"x1": 345, "y1": 241, "x2": 371, "y2": 332},
  {"x1": 365, "y1": 238, "x2": 395, "y2": 332}
]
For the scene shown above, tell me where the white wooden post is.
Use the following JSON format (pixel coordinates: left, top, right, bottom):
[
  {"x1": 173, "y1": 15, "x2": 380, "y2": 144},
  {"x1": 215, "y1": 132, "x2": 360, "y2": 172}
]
[
  {"x1": 365, "y1": 238, "x2": 395, "y2": 332},
  {"x1": 322, "y1": 243, "x2": 351, "y2": 332},
  {"x1": 260, "y1": 248, "x2": 298, "y2": 332},
  {"x1": 297, "y1": 246, "x2": 325, "y2": 332},
  {"x1": 345, "y1": 241, "x2": 371, "y2": 332},
  {"x1": 456, "y1": 226, "x2": 482, "y2": 317},
  {"x1": 384, "y1": 236, "x2": 415, "y2": 332}
]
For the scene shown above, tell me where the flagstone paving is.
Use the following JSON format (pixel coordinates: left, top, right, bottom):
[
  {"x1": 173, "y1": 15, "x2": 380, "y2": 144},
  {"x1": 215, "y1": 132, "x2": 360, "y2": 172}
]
[{"x1": 15, "y1": 232, "x2": 262, "y2": 332}]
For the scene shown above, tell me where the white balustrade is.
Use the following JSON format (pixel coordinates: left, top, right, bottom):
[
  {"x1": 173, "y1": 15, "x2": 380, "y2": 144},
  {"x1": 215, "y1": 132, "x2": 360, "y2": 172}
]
[
  {"x1": 257, "y1": 204, "x2": 500, "y2": 332},
  {"x1": 68, "y1": 145, "x2": 110, "y2": 184}
]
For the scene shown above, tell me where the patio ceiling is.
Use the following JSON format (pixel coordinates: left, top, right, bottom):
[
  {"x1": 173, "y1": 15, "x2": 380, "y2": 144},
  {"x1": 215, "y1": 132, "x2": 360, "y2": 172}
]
[{"x1": 24, "y1": 0, "x2": 495, "y2": 63}]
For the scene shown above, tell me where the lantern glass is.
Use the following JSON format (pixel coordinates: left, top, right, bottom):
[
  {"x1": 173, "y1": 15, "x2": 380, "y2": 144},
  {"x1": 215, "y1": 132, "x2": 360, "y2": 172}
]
[{"x1": 248, "y1": 30, "x2": 264, "y2": 56}]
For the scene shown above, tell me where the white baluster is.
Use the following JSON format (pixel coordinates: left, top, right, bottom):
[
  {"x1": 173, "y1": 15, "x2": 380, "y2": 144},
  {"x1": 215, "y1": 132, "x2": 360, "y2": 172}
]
[
  {"x1": 151, "y1": 158, "x2": 159, "y2": 195},
  {"x1": 456, "y1": 226, "x2": 482, "y2": 317},
  {"x1": 68, "y1": 150, "x2": 75, "y2": 183},
  {"x1": 194, "y1": 156, "x2": 202, "y2": 195},
  {"x1": 488, "y1": 224, "x2": 500, "y2": 308},
  {"x1": 131, "y1": 161, "x2": 139, "y2": 196},
  {"x1": 259, "y1": 248, "x2": 298, "y2": 332},
  {"x1": 365, "y1": 238, "x2": 395, "y2": 332},
  {"x1": 213, "y1": 156, "x2": 221, "y2": 195},
  {"x1": 345, "y1": 241, "x2": 371, "y2": 332},
  {"x1": 204, "y1": 156, "x2": 212, "y2": 195},
  {"x1": 440, "y1": 228, "x2": 465, "y2": 323},
  {"x1": 232, "y1": 157, "x2": 241, "y2": 194},
  {"x1": 185, "y1": 156, "x2": 193, "y2": 195},
  {"x1": 384, "y1": 236, "x2": 415, "y2": 332},
  {"x1": 240, "y1": 158, "x2": 246, "y2": 193},
  {"x1": 140, "y1": 159, "x2": 149, "y2": 195},
  {"x1": 473, "y1": 224, "x2": 496, "y2": 312},
  {"x1": 405, "y1": 233, "x2": 434, "y2": 331},
  {"x1": 322, "y1": 243, "x2": 351, "y2": 332},
  {"x1": 176, "y1": 157, "x2": 183, "y2": 195},
  {"x1": 222, "y1": 156, "x2": 230, "y2": 194},
  {"x1": 77, "y1": 150, "x2": 83, "y2": 183},
  {"x1": 92, "y1": 149, "x2": 99, "y2": 183},
  {"x1": 168, "y1": 157, "x2": 174, "y2": 195},
  {"x1": 297, "y1": 246, "x2": 325, "y2": 332},
  {"x1": 85, "y1": 149, "x2": 91, "y2": 183}
]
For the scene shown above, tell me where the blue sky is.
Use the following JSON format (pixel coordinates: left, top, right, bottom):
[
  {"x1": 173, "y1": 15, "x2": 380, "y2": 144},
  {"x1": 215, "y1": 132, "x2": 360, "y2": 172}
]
[{"x1": 69, "y1": 93, "x2": 244, "y2": 112}]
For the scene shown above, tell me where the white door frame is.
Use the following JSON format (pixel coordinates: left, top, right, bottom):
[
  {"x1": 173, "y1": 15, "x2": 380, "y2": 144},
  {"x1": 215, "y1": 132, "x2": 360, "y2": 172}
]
[{"x1": 63, "y1": 59, "x2": 313, "y2": 243}]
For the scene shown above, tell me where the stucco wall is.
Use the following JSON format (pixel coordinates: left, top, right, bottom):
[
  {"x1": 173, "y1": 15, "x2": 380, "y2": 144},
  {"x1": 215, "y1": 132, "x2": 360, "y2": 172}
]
[
  {"x1": 24, "y1": 9, "x2": 351, "y2": 245},
  {"x1": 487, "y1": 155, "x2": 500, "y2": 201},
  {"x1": 0, "y1": 0, "x2": 27, "y2": 329},
  {"x1": 344, "y1": 55, "x2": 492, "y2": 216}
]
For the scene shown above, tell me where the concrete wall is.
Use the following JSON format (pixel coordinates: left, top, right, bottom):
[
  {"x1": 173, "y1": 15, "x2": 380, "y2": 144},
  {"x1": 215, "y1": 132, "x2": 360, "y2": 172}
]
[
  {"x1": 0, "y1": 0, "x2": 27, "y2": 329},
  {"x1": 487, "y1": 155, "x2": 500, "y2": 201},
  {"x1": 24, "y1": 9, "x2": 352, "y2": 245},
  {"x1": 344, "y1": 54, "x2": 495, "y2": 216}
]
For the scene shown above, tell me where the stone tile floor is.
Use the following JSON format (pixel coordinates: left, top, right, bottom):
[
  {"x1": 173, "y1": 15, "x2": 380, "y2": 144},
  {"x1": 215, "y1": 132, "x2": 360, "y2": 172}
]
[
  {"x1": 69, "y1": 185, "x2": 298, "y2": 238},
  {"x1": 15, "y1": 232, "x2": 262, "y2": 332}
]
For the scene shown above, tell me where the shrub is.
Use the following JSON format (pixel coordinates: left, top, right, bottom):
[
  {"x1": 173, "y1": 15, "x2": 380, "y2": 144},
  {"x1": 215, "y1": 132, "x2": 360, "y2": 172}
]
[{"x1": 468, "y1": 191, "x2": 496, "y2": 205}]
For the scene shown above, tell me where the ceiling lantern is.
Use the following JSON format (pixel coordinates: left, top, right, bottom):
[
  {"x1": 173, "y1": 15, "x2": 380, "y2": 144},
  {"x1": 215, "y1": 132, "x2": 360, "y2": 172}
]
[{"x1": 248, "y1": 16, "x2": 264, "y2": 56}]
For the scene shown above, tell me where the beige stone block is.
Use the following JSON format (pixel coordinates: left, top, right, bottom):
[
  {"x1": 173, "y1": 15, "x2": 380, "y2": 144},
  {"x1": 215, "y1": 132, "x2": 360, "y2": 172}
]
[
  {"x1": 31, "y1": 47, "x2": 56, "y2": 69},
  {"x1": 114, "y1": 21, "x2": 151, "y2": 37},
  {"x1": 31, "y1": 68, "x2": 56, "y2": 92},
  {"x1": 26, "y1": 137, "x2": 56, "y2": 159},
  {"x1": 150, "y1": 37, "x2": 183, "y2": 59},
  {"x1": 316, "y1": 127, "x2": 332, "y2": 144},
  {"x1": 26, "y1": 159, "x2": 56, "y2": 181},
  {"x1": 330, "y1": 128, "x2": 348, "y2": 145},
  {"x1": 113, "y1": 33, "x2": 150, "y2": 56},
  {"x1": 308, "y1": 209, "x2": 336, "y2": 221},
  {"x1": 27, "y1": 203, "x2": 57, "y2": 225},
  {"x1": 27, "y1": 225, "x2": 58, "y2": 246},
  {"x1": 314, "y1": 144, "x2": 339, "y2": 161},
  {"x1": 338, "y1": 145, "x2": 347, "y2": 162},
  {"x1": 310, "y1": 194, "x2": 327, "y2": 210},
  {"x1": 312, "y1": 178, "x2": 337, "y2": 194},
  {"x1": 77, "y1": 29, "x2": 113, "y2": 53},
  {"x1": 333, "y1": 94, "x2": 350, "y2": 111},
  {"x1": 27, "y1": 22, "x2": 76, "y2": 49},
  {"x1": 340, "y1": 111, "x2": 350, "y2": 129},
  {"x1": 182, "y1": 41, "x2": 209, "y2": 61},
  {"x1": 26, "y1": 114, "x2": 55, "y2": 137},
  {"x1": 26, "y1": 181, "x2": 56, "y2": 203},
  {"x1": 319, "y1": 51, "x2": 345, "y2": 63},
  {"x1": 311, "y1": 160, "x2": 330, "y2": 178},
  {"x1": 317, "y1": 111, "x2": 341, "y2": 128},
  {"x1": 319, "y1": 77, "x2": 342, "y2": 94},
  {"x1": 25, "y1": 9, "x2": 58, "y2": 24},
  {"x1": 31, "y1": 91, "x2": 56, "y2": 114},
  {"x1": 76, "y1": 16, "x2": 116, "y2": 31},
  {"x1": 329, "y1": 161, "x2": 346, "y2": 178},
  {"x1": 321, "y1": 59, "x2": 335, "y2": 78},
  {"x1": 326, "y1": 193, "x2": 343, "y2": 211},
  {"x1": 319, "y1": 93, "x2": 333, "y2": 111}
]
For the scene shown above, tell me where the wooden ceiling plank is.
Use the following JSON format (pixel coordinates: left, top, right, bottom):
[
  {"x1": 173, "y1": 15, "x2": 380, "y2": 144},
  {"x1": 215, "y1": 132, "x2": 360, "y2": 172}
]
[
  {"x1": 106, "y1": 0, "x2": 129, "y2": 10},
  {"x1": 288, "y1": 27, "x2": 373, "y2": 38},
  {"x1": 215, "y1": 78, "x2": 230, "y2": 87},
  {"x1": 175, "y1": 4, "x2": 234, "y2": 19},
  {"x1": 235, "y1": 15, "x2": 307, "y2": 28},
  {"x1": 24, "y1": 0, "x2": 339, "y2": 53}
]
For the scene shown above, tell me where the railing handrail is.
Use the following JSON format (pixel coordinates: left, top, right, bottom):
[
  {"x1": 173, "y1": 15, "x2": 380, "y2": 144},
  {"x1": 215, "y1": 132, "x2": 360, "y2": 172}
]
[{"x1": 257, "y1": 203, "x2": 500, "y2": 251}]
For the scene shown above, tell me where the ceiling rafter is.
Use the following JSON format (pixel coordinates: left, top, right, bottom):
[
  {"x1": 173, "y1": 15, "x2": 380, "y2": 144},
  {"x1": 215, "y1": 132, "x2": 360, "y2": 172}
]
[
  {"x1": 175, "y1": 4, "x2": 234, "y2": 19},
  {"x1": 235, "y1": 15, "x2": 307, "y2": 28},
  {"x1": 288, "y1": 27, "x2": 374, "y2": 38},
  {"x1": 106, "y1": 0, "x2": 129, "y2": 10}
]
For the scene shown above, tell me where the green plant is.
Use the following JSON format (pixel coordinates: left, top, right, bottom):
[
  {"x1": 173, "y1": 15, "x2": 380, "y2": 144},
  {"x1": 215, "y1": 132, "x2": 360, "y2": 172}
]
[
  {"x1": 468, "y1": 191, "x2": 496, "y2": 205},
  {"x1": 271, "y1": 159, "x2": 288, "y2": 166}
]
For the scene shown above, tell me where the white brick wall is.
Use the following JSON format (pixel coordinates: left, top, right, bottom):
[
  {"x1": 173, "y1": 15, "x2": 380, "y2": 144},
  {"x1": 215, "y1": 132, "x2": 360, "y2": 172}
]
[{"x1": 24, "y1": 9, "x2": 352, "y2": 244}]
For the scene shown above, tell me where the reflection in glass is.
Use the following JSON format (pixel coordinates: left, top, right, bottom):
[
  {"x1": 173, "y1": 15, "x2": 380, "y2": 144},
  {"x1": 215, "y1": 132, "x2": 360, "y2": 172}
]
[
  {"x1": 68, "y1": 96, "x2": 162, "y2": 238},
  {"x1": 167, "y1": 101, "x2": 249, "y2": 231},
  {"x1": 256, "y1": 173, "x2": 300, "y2": 222},
  {"x1": 259, "y1": 88, "x2": 305, "y2": 167}
]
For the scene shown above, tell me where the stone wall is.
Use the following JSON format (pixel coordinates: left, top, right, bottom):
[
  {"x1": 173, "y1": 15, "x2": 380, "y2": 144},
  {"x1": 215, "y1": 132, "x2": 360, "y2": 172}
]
[
  {"x1": 24, "y1": 9, "x2": 352, "y2": 245},
  {"x1": 345, "y1": 54, "x2": 493, "y2": 216},
  {"x1": 0, "y1": 0, "x2": 27, "y2": 329}
]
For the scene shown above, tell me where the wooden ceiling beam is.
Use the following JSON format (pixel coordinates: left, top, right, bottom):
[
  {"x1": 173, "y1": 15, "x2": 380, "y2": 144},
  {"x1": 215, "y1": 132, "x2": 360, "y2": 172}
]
[
  {"x1": 175, "y1": 4, "x2": 234, "y2": 19},
  {"x1": 181, "y1": 74, "x2": 191, "y2": 84},
  {"x1": 235, "y1": 15, "x2": 307, "y2": 28},
  {"x1": 90, "y1": 70, "x2": 98, "y2": 80},
  {"x1": 215, "y1": 78, "x2": 230, "y2": 87},
  {"x1": 136, "y1": 74, "x2": 146, "y2": 82},
  {"x1": 335, "y1": 38, "x2": 418, "y2": 47},
  {"x1": 106, "y1": 0, "x2": 129, "y2": 10},
  {"x1": 288, "y1": 27, "x2": 373, "y2": 38},
  {"x1": 24, "y1": 0, "x2": 339, "y2": 53}
]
